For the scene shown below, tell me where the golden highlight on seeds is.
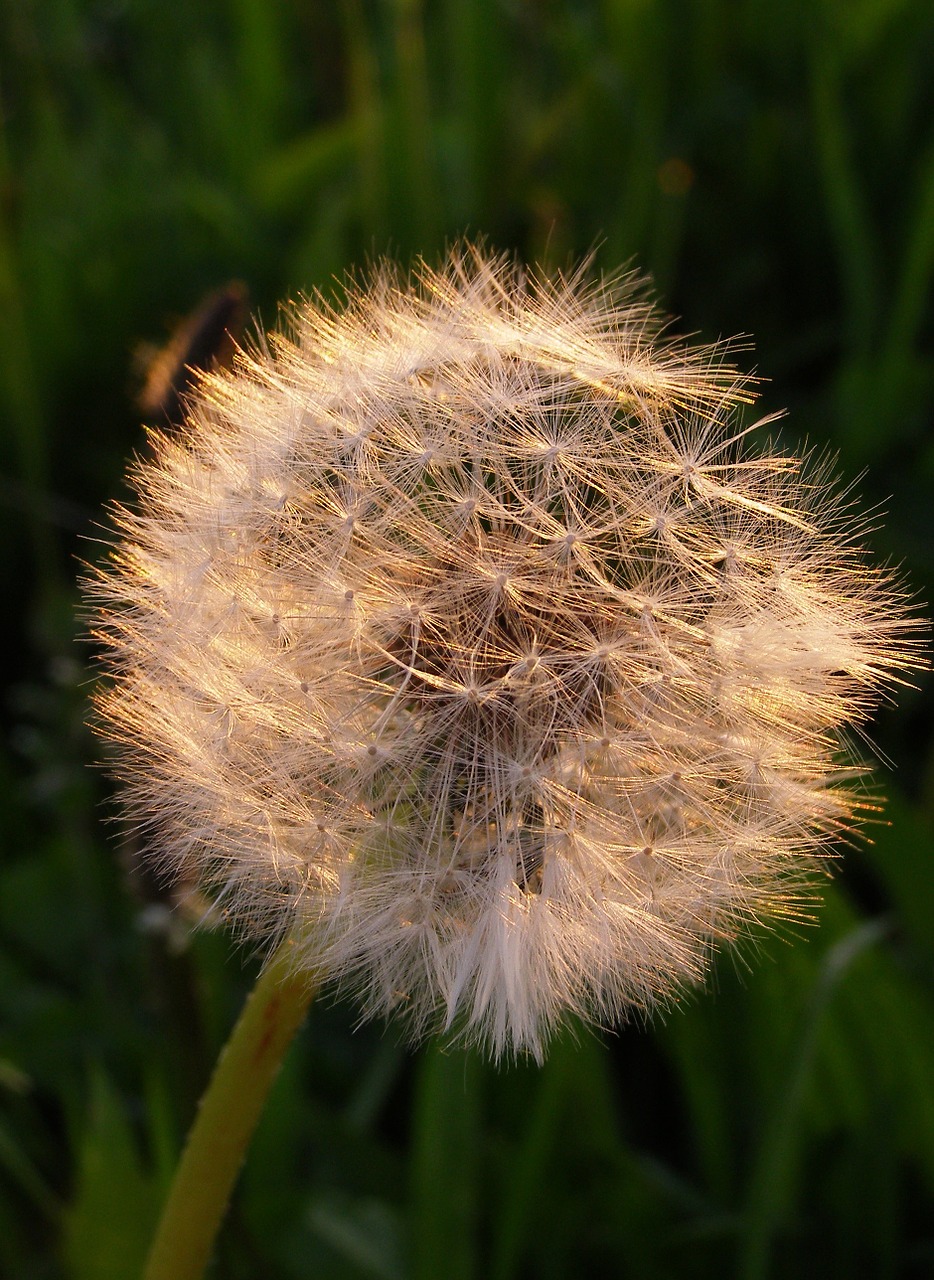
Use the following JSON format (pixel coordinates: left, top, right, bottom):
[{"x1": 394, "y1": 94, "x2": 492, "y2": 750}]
[{"x1": 88, "y1": 247, "x2": 923, "y2": 1059}]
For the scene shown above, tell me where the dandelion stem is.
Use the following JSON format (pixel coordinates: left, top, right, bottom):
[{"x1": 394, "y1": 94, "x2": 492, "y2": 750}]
[{"x1": 143, "y1": 941, "x2": 316, "y2": 1280}]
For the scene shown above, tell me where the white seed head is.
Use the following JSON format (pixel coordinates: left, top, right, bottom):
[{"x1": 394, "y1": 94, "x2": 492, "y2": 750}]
[{"x1": 88, "y1": 246, "x2": 923, "y2": 1060}]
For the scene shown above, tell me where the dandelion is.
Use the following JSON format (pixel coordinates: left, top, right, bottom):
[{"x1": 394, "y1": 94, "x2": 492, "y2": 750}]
[{"x1": 89, "y1": 246, "x2": 921, "y2": 1066}]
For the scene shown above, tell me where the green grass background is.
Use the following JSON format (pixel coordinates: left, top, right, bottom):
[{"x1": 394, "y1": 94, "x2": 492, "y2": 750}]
[{"x1": 1, "y1": 1, "x2": 933, "y2": 1276}]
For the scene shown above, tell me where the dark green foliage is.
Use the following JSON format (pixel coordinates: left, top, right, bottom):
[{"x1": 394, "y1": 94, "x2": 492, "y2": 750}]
[{"x1": 0, "y1": 1, "x2": 931, "y2": 1275}]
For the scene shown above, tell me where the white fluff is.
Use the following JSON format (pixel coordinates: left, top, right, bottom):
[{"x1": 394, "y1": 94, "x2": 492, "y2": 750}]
[{"x1": 88, "y1": 247, "x2": 922, "y2": 1060}]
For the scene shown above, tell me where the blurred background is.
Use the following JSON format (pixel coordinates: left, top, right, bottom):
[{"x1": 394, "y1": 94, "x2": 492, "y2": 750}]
[{"x1": 1, "y1": 1, "x2": 933, "y2": 1276}]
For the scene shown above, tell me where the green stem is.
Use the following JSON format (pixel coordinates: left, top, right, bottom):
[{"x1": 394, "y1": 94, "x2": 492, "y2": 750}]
[{"x1": 143, "y1": 941, "x2": 316, "y2": 1280}]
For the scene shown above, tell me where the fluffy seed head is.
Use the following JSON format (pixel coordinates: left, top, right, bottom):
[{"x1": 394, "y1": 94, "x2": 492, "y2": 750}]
[{"x1": 88, "y1": 247, "x2": 923, "y2": 1060}]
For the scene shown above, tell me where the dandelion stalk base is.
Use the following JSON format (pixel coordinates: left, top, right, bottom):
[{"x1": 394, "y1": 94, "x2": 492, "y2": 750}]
[{"x1": 143, "y1": 942, "x2": 315, "y2": 1280}]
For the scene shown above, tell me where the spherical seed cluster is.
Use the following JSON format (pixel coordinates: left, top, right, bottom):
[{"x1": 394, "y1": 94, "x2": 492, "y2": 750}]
[{"x1": 90, "y1": 248, "x2": 921, "y2": 1059}]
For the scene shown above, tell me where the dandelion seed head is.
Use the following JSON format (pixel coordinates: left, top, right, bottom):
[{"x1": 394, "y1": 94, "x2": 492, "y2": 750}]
[{"x1": 88, "y1": 246, "x2": 924, "y2": 1060}]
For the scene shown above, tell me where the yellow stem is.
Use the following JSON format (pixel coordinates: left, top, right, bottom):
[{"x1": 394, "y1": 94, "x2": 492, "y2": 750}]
[{"x1": 143, "y1": 941, "x2": 316, "y2": 1280}]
